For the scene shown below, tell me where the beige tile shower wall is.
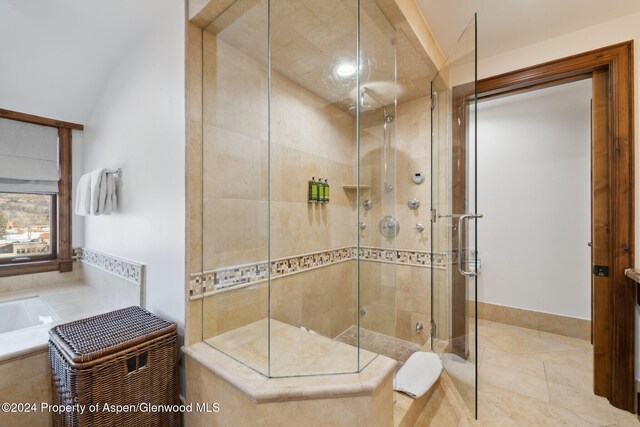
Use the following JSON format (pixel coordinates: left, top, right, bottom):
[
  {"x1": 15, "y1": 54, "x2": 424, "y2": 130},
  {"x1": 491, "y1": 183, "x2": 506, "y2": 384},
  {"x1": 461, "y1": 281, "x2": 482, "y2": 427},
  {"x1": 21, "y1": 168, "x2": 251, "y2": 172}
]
[
  {"x1": 394, "y1": 264, "x2": 431, "y2": 344},
  {"x1": 186, "y1": 22, "x2": 204, "y2": 347},
  {"x1": 202, "y1": 283, "x2": 268, "y2": 339},
  {"x1": 357, "y1": 96, "x2": 433, "y2": 345},
  {"x1": 270, "y1": 260, "x2": 357, "y2": 338},
  {"x1": 202, "y1": 33, "x2": 356, "y2": 273},
  {"x1": 202, "y1": 32, "x2": 269, "y2": 273},
  {"x1": 358, "y1": 110, "x2": 398, "y2": 342},
  {"x1": 358, "y1": 260, "x2": 432, "y2": 346},
  {"x1": 396, "y1": 96, "x2": 433, "y2": 346},
  {"x1": 359, "y1": 260, "x2": 396, "y2": 337},
  {"x1": 433, "y1": 83, "x2": 453, "y2": 345},
  {"x1": 435, "y1": 268, "x2": 450, "y2": 342},
  {"x1": 194, "y1": 21, "x2": 436, "y2": 349},
  {"x1": 359, "y1": 113, "x2": 391, "y2": 250},
  {"x1": 395, "y1": 96, "x2": 431, "y2": 252},
  {"x1": 202, "y1": 261, "x2": 357, "y2": 341},
  {"x1": 270, "y1": 71, "x2": 356, "y2": 259}
]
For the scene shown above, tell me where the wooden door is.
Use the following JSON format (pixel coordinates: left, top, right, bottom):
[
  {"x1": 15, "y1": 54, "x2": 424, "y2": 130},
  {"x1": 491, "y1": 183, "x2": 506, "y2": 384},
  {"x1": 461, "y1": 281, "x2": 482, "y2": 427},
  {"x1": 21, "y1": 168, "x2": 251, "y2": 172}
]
[{"x1": 591, "y1": 69, "x2": 611, "y2": 398}]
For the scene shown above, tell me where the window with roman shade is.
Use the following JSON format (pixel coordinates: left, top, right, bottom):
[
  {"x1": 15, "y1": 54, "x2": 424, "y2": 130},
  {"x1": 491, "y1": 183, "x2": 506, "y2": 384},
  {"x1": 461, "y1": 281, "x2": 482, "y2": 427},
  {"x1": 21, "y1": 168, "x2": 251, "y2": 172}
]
[
  {"x1": 0, "y1": 117, "x2": 60, "y2": 194},
  {"x1": 0, "y1": 109, "x2": 81, "y2": 277}
]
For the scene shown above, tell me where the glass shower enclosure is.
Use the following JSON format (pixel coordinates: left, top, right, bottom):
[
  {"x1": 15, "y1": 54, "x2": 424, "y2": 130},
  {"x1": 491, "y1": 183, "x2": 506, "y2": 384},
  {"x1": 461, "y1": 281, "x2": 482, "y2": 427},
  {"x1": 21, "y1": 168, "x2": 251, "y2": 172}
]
[
  {"x1": 198, "y1": 0, "x2": 478, "y2": 417},
  {"x1": 430, "y1": 15, "x2": 479, "y2": 417},
  {"x1": 200, "y1": 0, "x2": 400, "y2": 378}
]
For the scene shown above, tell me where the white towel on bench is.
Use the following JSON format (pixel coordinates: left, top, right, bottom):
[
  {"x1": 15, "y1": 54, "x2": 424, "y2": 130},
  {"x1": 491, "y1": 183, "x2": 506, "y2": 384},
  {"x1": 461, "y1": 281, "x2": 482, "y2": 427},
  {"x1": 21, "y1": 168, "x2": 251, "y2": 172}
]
[{"x1": 393, "y1": 351, "x2": 443, "y2": 398}]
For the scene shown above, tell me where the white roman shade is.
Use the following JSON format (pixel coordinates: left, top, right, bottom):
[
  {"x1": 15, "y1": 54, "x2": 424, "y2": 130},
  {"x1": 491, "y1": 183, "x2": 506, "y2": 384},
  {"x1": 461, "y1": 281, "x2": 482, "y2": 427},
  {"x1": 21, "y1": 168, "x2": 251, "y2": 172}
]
[{"x1": 0, "y1": 117, "x2": 59, "y2": 193}]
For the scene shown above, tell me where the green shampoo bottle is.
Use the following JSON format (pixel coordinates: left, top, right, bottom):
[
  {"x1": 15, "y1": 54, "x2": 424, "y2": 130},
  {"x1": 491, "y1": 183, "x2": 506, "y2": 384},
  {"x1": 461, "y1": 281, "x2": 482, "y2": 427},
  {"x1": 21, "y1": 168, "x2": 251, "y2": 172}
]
[
  {"x1": 317, "y1": 178, "x2": 325, "y2": 203},
  {"x1": 309, "y1": 177, "x2": 318, "y2": 203},
  {"x1": 324, "y1": 179, "x2": 330, "y2": 203}
]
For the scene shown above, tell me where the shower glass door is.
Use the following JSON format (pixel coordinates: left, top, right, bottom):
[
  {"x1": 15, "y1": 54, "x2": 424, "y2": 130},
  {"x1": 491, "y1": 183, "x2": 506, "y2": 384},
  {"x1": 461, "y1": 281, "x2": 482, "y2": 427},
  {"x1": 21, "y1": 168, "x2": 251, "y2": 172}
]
[{"x1": 430, "y1": 14, "x2": 478, "y2": 418}]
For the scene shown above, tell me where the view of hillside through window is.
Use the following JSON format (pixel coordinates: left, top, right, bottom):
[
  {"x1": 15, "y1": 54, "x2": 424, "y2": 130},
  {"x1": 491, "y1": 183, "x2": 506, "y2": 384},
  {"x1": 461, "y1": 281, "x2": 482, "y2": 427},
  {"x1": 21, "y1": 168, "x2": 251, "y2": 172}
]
[{"x1": 0, "y1": 193, "x2": 53, "y2": 261}]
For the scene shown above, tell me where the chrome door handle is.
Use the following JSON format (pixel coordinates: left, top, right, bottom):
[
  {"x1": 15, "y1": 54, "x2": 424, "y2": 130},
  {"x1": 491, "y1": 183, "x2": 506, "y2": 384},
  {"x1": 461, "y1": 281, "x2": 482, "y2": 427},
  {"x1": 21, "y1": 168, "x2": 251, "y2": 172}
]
[{"x1": 458, "y1": 213, "x2": 484, "y2": 277}]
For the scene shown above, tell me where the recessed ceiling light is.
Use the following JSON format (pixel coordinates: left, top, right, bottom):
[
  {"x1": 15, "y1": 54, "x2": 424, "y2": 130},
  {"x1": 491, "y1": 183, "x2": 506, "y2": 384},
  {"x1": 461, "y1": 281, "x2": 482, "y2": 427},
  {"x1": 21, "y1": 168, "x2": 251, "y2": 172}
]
[{"x1": 335, "y1": 61, "x2": 356, "y2": 77}]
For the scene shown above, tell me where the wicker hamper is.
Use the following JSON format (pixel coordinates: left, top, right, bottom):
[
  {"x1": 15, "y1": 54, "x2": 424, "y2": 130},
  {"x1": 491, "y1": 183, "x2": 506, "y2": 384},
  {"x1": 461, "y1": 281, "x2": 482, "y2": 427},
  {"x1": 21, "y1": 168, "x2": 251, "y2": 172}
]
[{"x1": 49, "y1": 306, "x2": 181, "y2": 427}]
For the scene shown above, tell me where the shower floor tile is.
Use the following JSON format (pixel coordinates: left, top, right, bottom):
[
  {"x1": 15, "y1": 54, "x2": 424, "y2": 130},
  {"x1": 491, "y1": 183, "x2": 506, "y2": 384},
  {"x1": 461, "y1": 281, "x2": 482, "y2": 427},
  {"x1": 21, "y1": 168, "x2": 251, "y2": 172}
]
[{"x1": 205, "y1": 319, "x2": 377, "y2": 377}]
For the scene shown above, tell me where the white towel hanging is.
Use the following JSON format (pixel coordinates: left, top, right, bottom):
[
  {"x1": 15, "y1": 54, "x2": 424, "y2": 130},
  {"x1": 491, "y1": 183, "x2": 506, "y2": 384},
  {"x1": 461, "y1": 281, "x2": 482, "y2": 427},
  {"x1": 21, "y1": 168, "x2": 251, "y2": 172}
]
[
  {"x1": 75, "y1": 168, "x2": 118, "y2": 216},
  {"x1": 89, "y1": 168, "x2": 106, "y2": 215},
  {"x1": 74, "y1": 174, "x2": 91, "y2": 216}
]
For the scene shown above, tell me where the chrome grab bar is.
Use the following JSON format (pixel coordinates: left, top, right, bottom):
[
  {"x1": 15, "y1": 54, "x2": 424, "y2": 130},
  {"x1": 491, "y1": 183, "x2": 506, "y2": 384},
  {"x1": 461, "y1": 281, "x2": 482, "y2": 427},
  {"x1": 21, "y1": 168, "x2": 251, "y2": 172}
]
[
  {"x1": 458, "y1": 213, "x2": 484, "y2": 277},
  {"x1": 438, "y1": 213, "x2": 466, "y2": 219}
]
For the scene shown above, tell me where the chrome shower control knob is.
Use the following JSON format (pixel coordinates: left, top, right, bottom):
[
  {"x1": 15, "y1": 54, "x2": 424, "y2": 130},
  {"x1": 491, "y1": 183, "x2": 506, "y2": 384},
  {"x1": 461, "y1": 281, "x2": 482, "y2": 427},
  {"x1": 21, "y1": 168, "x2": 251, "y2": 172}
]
[
  {"x1": 415, "y1": 223, "x2": 424, "y2": 232},
  {"x1": 379, "y1": 216, "x2": 400, "y2": 238},
  {"x1": 359, "y1": 222, "x2": 367, "y2": 230},
  {"x1": 408, "y1": 198, "x2": 420, "y2": 210}
]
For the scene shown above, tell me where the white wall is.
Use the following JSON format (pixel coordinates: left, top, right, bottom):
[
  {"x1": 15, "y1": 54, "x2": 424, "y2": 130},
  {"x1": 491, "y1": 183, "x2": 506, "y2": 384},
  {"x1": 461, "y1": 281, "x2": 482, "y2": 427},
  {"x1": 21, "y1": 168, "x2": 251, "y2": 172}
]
[
  {"x1": 81, "y1": 0, "x2": 185, "y2": 329},
  {"x1": 478, "y1": 11, "x2": 640, "y2": 266},
  {"x1": 476, "y1": 80, "x2": 592, "y2": 319},
  {"x1": 0, "y1": 0, "x2": 176, "y2": 125},
  {"x1": 476, "y1": 11, "x2": 640, "y2": 378}
]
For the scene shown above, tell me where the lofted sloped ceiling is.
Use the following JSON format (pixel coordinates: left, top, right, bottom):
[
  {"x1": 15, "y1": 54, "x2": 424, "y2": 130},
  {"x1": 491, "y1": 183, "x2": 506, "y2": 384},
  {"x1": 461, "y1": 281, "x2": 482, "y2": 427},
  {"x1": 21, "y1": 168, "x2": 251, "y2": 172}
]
[
  {"x1": 418, "y1": 0, "x2": 640, "y2": 60},
  {"x1": 207, "y1": 0, "x2": 437, "y2": 113},
  {"x1": 0, "y1": 0, "x2": 177, "y2": 124}
]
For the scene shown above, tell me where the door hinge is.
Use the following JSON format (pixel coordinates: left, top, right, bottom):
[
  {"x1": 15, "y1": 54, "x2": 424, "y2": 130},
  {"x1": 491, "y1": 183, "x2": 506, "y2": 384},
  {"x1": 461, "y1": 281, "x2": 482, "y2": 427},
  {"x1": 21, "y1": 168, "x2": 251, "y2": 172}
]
[
  {"x1": 430, "y1": 208, "x2": 437, "y2": 223},
  {"x1": 431, "y1": 92, "x2": 438, "y2": 110},
  {"x1": 430, "y1": 320, "x2": 437, "y2": 338}
]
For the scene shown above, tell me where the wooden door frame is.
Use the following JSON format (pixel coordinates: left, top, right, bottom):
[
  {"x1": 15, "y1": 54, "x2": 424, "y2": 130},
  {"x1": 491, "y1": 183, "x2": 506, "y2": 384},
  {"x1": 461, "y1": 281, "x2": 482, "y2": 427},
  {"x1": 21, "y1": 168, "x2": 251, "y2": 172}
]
[{"x1": 456, "y1": 41, "x2": 635, "y2": 412}]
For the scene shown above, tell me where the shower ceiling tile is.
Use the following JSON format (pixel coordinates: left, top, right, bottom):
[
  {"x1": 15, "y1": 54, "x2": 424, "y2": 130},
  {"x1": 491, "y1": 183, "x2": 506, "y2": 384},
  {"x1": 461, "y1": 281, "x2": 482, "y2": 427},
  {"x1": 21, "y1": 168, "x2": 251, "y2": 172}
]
[
  {"x1": 270, "y1": 18, "x2": 303, "y2": 47},
  {"x1": 205, "y1": 0, "x2": 438, "y2": 112},
  {"x1": 271, "y1": 0, "x2": 323, "y2": 36},
  {"x1": 300, "y1": 0, "x2": 346, "y2": 22},
  {"x1": 325, "y1": 9, "x2": 358, "y2": 39},
  {"x1": 304, "y1": 25, "x2": 345, "y2": 53}
]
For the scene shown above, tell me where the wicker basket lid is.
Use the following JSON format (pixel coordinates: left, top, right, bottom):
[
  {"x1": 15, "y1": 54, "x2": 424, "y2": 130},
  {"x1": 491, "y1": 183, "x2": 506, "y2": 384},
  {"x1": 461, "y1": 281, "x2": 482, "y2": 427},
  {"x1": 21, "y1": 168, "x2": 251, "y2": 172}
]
[{"x1": 49, "y1": 306, "x2": 176, "y2": 364}]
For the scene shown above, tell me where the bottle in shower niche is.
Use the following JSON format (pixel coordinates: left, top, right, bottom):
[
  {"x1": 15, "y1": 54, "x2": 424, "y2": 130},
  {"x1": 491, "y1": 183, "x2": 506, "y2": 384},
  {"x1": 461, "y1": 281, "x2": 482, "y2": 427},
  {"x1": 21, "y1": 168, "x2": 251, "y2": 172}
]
[
  {"x1": 317, "y1": 178, "x2": 325, "y2": 203},
  {"x1": 308, "y1": 177, "x2": 318, "y2": 203},
  {"x1": 324, "y1": 179, "x2": 330, "y2": 203}
]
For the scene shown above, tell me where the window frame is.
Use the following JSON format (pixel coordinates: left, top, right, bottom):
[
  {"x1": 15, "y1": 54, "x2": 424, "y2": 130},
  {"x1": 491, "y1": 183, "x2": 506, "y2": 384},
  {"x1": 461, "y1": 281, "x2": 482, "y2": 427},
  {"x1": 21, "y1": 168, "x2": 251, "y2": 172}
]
[{"x1": 0, "y1": 109, "x2": 83, "y2": 277}]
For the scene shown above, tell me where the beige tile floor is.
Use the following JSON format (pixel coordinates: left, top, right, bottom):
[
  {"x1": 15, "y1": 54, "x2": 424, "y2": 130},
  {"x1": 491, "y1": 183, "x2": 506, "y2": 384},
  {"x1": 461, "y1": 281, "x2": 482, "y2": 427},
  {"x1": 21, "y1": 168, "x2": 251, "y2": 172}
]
[{"x1": 415, "y1": 319, "x2": 640, "y2": 427}]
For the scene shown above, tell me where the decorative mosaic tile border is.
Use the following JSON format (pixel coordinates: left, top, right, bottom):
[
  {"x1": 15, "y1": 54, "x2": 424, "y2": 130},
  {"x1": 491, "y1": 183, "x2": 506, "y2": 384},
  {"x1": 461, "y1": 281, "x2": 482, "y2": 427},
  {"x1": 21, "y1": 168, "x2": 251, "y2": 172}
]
[
  {"x1": 189, "y1": 246, "x2": 464, "y2": 298},
  {"x1": 74, "y1": 247, "x2": 144, "y2": 286},
  {"x1": 358, "y1": 246, "x2": 453, "y2": 268},
  {"x1": 191, "y1": 247, "x2": 355, "y2": 297}
]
